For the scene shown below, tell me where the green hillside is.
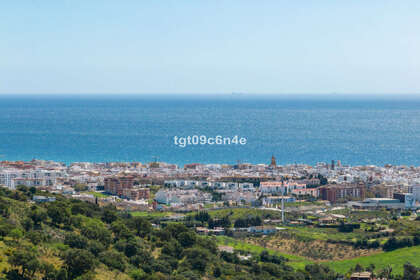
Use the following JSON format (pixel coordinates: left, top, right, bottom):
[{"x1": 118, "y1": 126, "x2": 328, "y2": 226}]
[
  {"x1": 0, "y1": 186, "x2": 418, "y2": 280},
  {"x1": 328, "y1": 245, "x2": 420, "y2": 275}
]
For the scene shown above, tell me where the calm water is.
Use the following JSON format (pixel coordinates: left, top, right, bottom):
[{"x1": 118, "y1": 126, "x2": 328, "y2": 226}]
[{"x1": 0, "y1": 94, "x2": 420, "y2": 166}]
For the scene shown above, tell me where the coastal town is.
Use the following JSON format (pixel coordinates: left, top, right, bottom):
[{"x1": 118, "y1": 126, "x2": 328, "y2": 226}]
[
  {"x1": 1, "y1": 157, "x2": 420, "y2": 279},
  {"x1": 1, "y1": 157, "x2": 419, "y2": 213}
]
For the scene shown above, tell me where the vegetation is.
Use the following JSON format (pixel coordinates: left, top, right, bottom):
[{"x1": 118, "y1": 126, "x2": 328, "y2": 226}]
[
  {"x1": 328, "y1": 246, "x2": 420, "y2": 276},
  {"x1": 0, "y1": 186, "x2": 419, "y2": 279},
  {"x1": 0, "y1": 186, "x2": 335, "y2": 279},
  {"x1": 84, "y1": 192, "x2": 110, "y2": 198}
]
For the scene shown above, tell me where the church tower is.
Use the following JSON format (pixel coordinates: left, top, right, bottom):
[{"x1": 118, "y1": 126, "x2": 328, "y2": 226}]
[{"x1": 270, "y1": 155, "x2": 277, "y2": 167}]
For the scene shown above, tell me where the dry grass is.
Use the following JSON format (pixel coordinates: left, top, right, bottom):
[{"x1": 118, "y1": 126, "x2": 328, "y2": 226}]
[
  {"x1": 94, "y1": 265, "x2": 131, "y2": 280},
  {"x1": 247, "y1": 236, "x2": 379, "y2": 261}
]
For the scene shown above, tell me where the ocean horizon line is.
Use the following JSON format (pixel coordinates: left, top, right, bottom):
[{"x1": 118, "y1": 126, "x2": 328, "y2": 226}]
[{"x1": 1, "y1": 92, "x2": 420, "y2": 100}]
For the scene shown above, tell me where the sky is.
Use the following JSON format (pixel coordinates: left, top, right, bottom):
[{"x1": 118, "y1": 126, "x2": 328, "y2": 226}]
[{"x1": 1, "y1": 1, "x2": 419, "y2": 95}]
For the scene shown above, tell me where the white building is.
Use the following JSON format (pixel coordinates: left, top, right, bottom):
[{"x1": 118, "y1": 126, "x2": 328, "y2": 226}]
[
  {"x1": 259, "y1": 181, "x2": 306, "y2": 194},
  {"x1": 0, "y1": 169, "x2": 66, "y2": 189},
  {"x1": 411, "y1": 185, "x2": 420, "y2": 202}
]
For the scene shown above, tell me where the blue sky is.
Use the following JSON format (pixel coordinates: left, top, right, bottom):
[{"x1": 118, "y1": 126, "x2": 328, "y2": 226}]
[{"x1": 1, "y1": 1, "x2": 419, "y2": 94}]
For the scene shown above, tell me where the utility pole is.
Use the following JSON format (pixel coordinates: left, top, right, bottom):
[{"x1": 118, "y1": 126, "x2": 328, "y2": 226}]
[
  {"x1": 281, "y1": 196, "x2": 285, "y2": 223},
  {"x1": 281, "y1": 187, "x2": 286, "y2": 223}
]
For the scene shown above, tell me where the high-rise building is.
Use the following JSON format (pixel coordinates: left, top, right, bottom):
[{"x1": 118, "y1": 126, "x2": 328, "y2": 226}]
[
  {"x1": 104, "y1": 176, "x2": 150, "y2": 200},
  {"x1": 319, "y1": 184, "x2": 366, "y2": 203},
  {"x1": 412, "y1": 185, "x2": 420, "y2": 202},
  {"x1": 104, "y1": 176, "x2": 134, "y2": 197}
]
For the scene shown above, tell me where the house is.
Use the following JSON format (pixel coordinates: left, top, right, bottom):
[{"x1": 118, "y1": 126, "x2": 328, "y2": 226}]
[
  {"x1": 32, "y1": 195, "x2": 56, "y2": 203},
  {"x1": 291, "y1": 188, "x2": 319, "y2": 197},
  {"x1": 196, "y1": 227, "x2": 225, "y2": 236},
  {"x1": 247, "y1": 226, "x2": 277, "y2": 235},
  {"x1": 155, "y1": 189, "x2": 180, "y2": 205},
  {"x1": 262, "y1": 196, "x2": 295, "y2": 206},
  {"x1": 218, "y1": 245, "x2": 234, "y2": 253},
  {"x1": 238, "y1": 183, "x2": 255, "y2": 192},
  {"x1": 260, "y1": 181, "x2": 306, "y2": 195},
  {"x1": 319, "y1": 216, "x2": 337, "y2": 225},
  {"x1": 349, "y1": 198, "x2": 410, "y2": 209},
  {"x1": 155, "y1": 189, "x2": 211, "y2": 206},
  {"x1": 223, "y1": 191, "x2": 257, "y2": 204},
  {"x1": 350, "y1": 272, "x2": 372, "y2": 280}
]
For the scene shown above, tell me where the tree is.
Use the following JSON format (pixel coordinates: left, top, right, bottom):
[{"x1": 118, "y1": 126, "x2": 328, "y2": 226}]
[
  {"x1": 367, "y1": 263, "x2": 375, "y2": 272},
  {"x1": 318, "y1": 174, "x2": 328, "y2": 185},
  {"x1": 220, "y1": 216, "x2": 231, "y2": 228},
  {"x1": 29, "y1": 207, "x2": 47, "y2": 226},
  {"x1": 161, "y1": 239, "x2": 183, "y2": 259},
  {"x1": 26, "y1": 230, "x2": 46, "y2": 245},
  {"x1": 162, "y1": 223, "x2": 189, "y2": 239},
  {"x1": 354, "y1": 263, "x2": 363, "y2": 272},
  {"x1": 182, "y1": 248, "x2": 210, "y2": 272},
  {"x1": 130, "y1": 269, "x2": 147, "y2": 280},
  {"x1": 87, "y1": 240, "x2": 105, "y2": 257},
  {"x1": 101, "y1": 206, "x2": 118, "y2": 224},
  {"x1": 213, "y1": 266, "x2": 222, "y2": 277},
  {"x1": 0, "y1": 220, "x2": 15, "y2": 237},
  {"x1": 178, "y1": 231, "x2": 196, "y2": 248},
  {"x1": 151, "y1": 259, "x2": 172, "y2": 274},
  {"x1": 0, "y1": 199, "x2": 10, "y2": 217},
  {"x1": 99, "y1": 250, "x2": 127, "y2": 271},
  {"x1": 383, "y1": 237, "x2": 398, "y2": 251},
  {"x1": 64, "y1": 249, "x2": 96, "y2": 279},
  {"x1": 9, "y1": 228, "x2": 23, "y2": 242},
  {"x1": 115, "y1": 238, "x2": 144, "y2": 258},
  {"x1": 305, "y1": 264, "x2": 339, "y2": 280},
  {"x1": 8, "y1": 247, "x2": 40, "y2": 278},
  {"x1": 194, "y1": 211, "x2": 210, "y2": 223},
  {"x1": 403, "y1": 262, "x2": 419, "y2": 280},
  {"x1": 47, "y1": 203, "x2": 70, "y2": 226},
  {"x1": 208, "y1": 218, "x2": 215, "y2": 229},
  {"x1": 378, "y1": 265, "x2": 393, "y2": 279},
  {"x1": 174, "y1": 270, "x2": 201, "y2": 280},
  {"x1": 129, "y1": 216, "x2": 152, "y2": 238},
  {"x1": 81, "y1": 219, "x2": 111, "y2": 246},
  {"x1": 64, "y1": 233, "x2": 89, "y2": 249},
  {"x1": 40, "y1": 262, "x2": 60, "y2": 280},
  {"x1": 234, "y1": 218, "x2": 246, "y2": 228},
  {"x1": 111, "y1": 220, "x2": 133, "y2": 240}
]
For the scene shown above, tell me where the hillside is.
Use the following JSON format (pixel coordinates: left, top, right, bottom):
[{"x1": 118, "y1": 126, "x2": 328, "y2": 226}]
[{"x1": 0, "y1": 186, "x2": 418, "y2": 280}]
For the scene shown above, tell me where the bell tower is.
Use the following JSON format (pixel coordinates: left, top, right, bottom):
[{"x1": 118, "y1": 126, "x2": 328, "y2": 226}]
[{"x1": 270, "y1": 155, "x2": 277, "y2": 167}]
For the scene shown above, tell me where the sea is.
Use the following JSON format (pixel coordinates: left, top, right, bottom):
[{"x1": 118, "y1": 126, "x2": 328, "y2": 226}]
[{"x1": 1, "y1": 94, "x2": 420, "y2": 167}]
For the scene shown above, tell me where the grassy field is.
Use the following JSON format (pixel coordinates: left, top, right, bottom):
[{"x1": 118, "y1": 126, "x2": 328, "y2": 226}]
[
  {"x1": 284, "y1": 201, "x2": 325, "y2": 207},
  {"x1": 207, "y1": 208, "x2": 283, "y2": 220},
  {"x1": 216, "y1": 236, "x2": 420, "y2": 275},
  {"x1": 215, "y1": 236, "x2": 312, "y2": 270},
  {"x1": 130, "y1": 211, "x2": 173, "y2": 218},
  {"x1": 84, "y1": 191, "x2": 110, "y2": 198},
  {"x1": 327, "y1": 246, "x2": 420, "y2": 275},
  {"x1": 282, "y1": 225, "x2": 370, "y2": 242}
]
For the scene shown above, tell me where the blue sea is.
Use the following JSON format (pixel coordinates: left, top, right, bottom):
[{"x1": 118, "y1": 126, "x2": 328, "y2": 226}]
[{"x1": 0, "y1": 94, "x2": 420, "y2": 166}]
